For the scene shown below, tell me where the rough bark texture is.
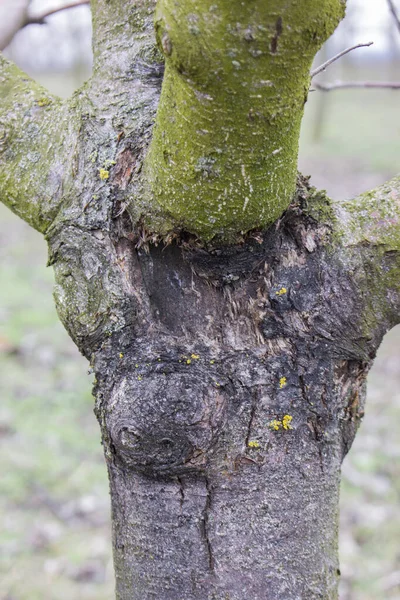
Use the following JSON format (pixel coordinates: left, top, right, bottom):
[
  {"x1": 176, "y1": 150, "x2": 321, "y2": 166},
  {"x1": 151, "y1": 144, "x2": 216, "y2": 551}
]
[
  {"x1": 1, "y1": 1, "x2": 400, "y2": 599},
  {"x1": 91, "y1": 180, "x2": 400, "y2": 599}
]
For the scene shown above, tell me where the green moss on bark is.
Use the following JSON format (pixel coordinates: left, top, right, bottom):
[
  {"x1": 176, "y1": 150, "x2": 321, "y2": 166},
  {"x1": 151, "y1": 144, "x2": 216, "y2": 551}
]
[
  {"x1": 331, "y1": 176, "x2": 400, "y2": 339},
  {"x1": 339, "y1": 176, "x2": 400, "y2": 251},
  {"x1": 144, "y1": 0, "x2": 345, "y2": 241},
  {"x1": 0, "y1": 56, "x2": 66, "y2": 233}
]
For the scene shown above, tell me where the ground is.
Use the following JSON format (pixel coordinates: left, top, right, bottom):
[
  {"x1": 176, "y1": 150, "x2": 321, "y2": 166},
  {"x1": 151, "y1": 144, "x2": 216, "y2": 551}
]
[{"x1": 0, "y1": 65, "x2": 400, "y2": 600}]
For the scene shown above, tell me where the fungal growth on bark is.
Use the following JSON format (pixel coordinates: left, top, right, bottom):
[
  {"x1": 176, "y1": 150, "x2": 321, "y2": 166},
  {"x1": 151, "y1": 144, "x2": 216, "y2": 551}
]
[{"x1": 1, "y1": 1, "x2": 399, "y2": 598}]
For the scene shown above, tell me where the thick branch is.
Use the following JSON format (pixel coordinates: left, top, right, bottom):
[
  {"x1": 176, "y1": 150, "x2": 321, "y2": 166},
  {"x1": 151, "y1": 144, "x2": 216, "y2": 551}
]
[
  {"x1": 337, "y1": 175, "x2": 400, "y2": 252},
  {"x1": 142, "y1": 0, "x2": 346, "y2": 242},
  {"x1": 332, "y1": 175, "x2": 400, "y2": 339},
  {"x1": 46, "y1": 0, "x2": 163, "y2": 357},
  {"x1": 90, "y1": 0, "x2": 157, "y2": 75},
  {"x1": 0, "y1": 55, "x2": 72, "y2": 233}
]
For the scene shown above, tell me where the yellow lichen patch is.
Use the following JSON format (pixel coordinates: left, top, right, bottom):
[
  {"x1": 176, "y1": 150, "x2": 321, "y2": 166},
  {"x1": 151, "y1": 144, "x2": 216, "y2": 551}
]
[
  {"x1": 210, "y1": 359, "x2": 215, "y2": 365},
  {"x1": 269, "y1": 415, "x2": 293, "y2": 431},
  {"x1": 276, "y1": 287, "x2": 287, "y2": 296},
  {"x1": 99, "y1": 168, "x2": 109, "y2": 180},
  {"x1": 36, "y1": 97, "x2": 51, "y2": 107},
  {"x1": 279, "y1": 377, "x2": 287, "y2": 389},
  {"x1": 104, "y1": 159, "x2": 116, "y2": 168},
  {"x1": 119, "y1": 352, "x2": 124, "y2": 359},
  {"x1": 282, "y1": 414, "x2": 293, "y2": 430},
  {"x1": 137, "y1": 375, "x2": 142, "y2": 381},
  {"x1": 186, "y1": 359, "x2": 192, "y2": 365},
  {"x1": 191, "y1": 353, "x2": 200, "y2": 360},
  {"x1": 248, "y1": 440, "x2": 260, "y2": 448}
]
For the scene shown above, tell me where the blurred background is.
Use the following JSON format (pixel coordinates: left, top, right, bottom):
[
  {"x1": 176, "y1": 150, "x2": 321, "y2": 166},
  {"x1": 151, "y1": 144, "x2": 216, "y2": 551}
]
[{"x1": 0, "y1": 1, "x2": 399, "y2": 598}]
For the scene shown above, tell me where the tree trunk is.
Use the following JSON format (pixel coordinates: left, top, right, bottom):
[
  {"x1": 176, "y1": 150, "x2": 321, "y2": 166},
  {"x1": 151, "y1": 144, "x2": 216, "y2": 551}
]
[
  {"x1": 91, "y1": 186, "x2": 396, "y2": 599},
  {"x1": 1, "y1": 1, "x2": 400, "y2": 598}
]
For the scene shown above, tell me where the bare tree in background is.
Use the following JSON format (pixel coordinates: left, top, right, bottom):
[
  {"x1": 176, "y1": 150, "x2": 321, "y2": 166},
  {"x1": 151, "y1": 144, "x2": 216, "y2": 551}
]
[
  {"x1": 1, "y1": 1, "x2": 400, "y2": 599},
  {"x1": 0, "y1": 0, "x2": 89, "y2": 51}
]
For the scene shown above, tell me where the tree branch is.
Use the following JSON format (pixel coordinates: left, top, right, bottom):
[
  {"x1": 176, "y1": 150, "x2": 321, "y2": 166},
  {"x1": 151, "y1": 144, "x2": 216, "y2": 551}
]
[
  {"x1": 339, "y1": 175, "x2": 400, "y2": 250},
  {"x1": 333, "y1": 175, "x2": 400, "y2": 336},
  {"x1": 0, "y1": 1, "x2": 90, "y2": 50},
  {"x1": 0, "y1": 55, "x2": 73, "y2": 233},
  {"x1": 310, "y1": 42, "x2": 374, "y2": 79},
  {"x1": 144, "y1": 0, "x2": 346, "y2": 242},
  {"x1": 387, "y1": 0, "x2": 400, "y2": 35},
  {"x1": 27, "y1": 0, "x2": 90, "y2": 26},
  {"x1": 311, "y1": 80, "x2": 400, "y2": 91}
]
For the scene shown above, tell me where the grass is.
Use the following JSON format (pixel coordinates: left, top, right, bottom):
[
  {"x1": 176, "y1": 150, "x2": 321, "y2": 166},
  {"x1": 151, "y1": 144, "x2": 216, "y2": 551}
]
[{"x1": 0, "y1": 207, "x2": 113, "y2": 600}]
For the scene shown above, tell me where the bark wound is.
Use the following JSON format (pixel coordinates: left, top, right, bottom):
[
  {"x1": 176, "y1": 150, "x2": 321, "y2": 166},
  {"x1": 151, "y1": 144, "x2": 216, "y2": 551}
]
[
  {"x1": 271, "y1": 16, "x2": 283, "y2": 54},
  {"x1": 112, "y1": 148, "x2": 138, "y2": 191}
]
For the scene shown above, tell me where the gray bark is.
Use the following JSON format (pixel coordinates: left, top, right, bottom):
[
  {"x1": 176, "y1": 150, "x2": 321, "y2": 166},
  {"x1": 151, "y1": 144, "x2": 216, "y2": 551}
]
[
  {"x1": 1, "y1": 1, "x2": 400, "y2": 599},
  {"x1": 89, "y1": 185, "x2": 399, "y2": 599}
]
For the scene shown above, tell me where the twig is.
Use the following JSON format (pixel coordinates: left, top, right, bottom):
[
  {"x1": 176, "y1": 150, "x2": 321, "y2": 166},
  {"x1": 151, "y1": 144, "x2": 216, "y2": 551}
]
[
  {"x1": 387, "y1": 0, "x2": 400, "y2": 35},
  {"x1": 310, "y1": 42, "x2": 374, "y2": 79},
  {"x1": 26, "y1": 0, "x2": 90, "y2": 25},
  {"x1": 312, "y1": 80, "x2": 400, "y2": 91}
]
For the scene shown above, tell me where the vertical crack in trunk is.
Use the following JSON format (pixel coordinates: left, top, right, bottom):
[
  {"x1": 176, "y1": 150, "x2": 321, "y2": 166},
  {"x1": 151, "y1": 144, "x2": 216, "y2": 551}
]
[
  {"x1": 300, "y1": 375, "x2": 325, "y2": 473},
  {"x1": 177, "y1": 476, "x2": 185, "y2": 511},
  {"x1": 200, "y1": 477, "x2": 215, "y2": 574},
  {"x1": 320, "y1": 383, "x2": 328, "y2": 411},
  {"x1": 270, "y1": 16, "x2": 283, "y2": 53},
  {"x1": 299, "y1": 374, "x2": 316, "y2": 414}
]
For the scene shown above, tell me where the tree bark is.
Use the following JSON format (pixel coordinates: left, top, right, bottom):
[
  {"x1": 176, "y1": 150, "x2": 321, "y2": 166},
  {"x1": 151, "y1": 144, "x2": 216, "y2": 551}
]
[
  {"x1": 91, "y1": 178, "x2": 400, "y2": 599},
  {"x1": 1, "y1": 1, "x2": 400, "y2": 599}
]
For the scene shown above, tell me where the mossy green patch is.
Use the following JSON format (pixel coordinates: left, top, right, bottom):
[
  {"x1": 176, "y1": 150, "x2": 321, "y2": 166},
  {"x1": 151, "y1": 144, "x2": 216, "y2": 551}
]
[
  {"x1": 341, "y1": 176, "x2": 400, "y2": 252},
  {"x1": 144, "y1": 0, "x2": 345, "y2": 241},
  {"x1": 0, "y1": 55, "x2": 66, "y2": 234}
]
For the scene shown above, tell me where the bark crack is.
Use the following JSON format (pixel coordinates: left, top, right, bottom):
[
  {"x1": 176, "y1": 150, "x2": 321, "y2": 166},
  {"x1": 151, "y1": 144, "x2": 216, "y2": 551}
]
[
  {"x1": 177, "y1": 476, "x2": 185, "y2": 511},
  {"x1": 200, "y1": 477, "x2": 215, "y2": 574},
  {"x1": 299, "y1": 374, "x2": 318, "y2": 415},
  {"x1": 244, "y1": 389, "x2": 258, "y2": 448},
  {"x1": 271, "y1": 16, "x2": 283, "y2": 53}
]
